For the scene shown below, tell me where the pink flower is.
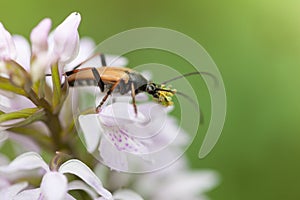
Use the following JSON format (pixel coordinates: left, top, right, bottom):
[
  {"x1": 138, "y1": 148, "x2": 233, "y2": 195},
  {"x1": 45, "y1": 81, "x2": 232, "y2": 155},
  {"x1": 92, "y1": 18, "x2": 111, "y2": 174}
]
[
  {"x1": 0, "y1": 23, "x2": 16, "y2": 61},
  {"x1": 0, "y1": 152, "x2": 113, "y2": 200},
  {"x1": 52, "y1": 12, "x2": 81, "y2": 64},
  {"x1": 0, "y1": 12, "x2": 81, "y2": 82},
  {"x1": 0, "y1": 12, "x2": 83, "y2": 117},
  {"x1": 79, "y1": 102, "x2": 189, "y2": 172},
  {"x1": 30, "y1": 18, "x2": 52, "y2": 56}
]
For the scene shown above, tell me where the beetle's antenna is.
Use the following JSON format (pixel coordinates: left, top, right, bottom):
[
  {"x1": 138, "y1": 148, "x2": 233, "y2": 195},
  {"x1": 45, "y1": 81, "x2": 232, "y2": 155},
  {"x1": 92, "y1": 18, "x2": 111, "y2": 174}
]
[
  {"x1": 176, "y1": 91, "x2": 197, "y2": 107},
  {"x1": 161, "y1": 71, "x2": 218, "y2": 86},
  {"x1": 175, "y1": 91, "x2": 204, "y2": 124}
]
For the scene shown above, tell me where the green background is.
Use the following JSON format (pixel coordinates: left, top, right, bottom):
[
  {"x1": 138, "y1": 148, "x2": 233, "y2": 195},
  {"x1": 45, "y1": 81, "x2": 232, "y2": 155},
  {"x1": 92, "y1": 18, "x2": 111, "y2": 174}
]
[{"x1": 1, "y1": 0, "x2": 300, "y2": 199}]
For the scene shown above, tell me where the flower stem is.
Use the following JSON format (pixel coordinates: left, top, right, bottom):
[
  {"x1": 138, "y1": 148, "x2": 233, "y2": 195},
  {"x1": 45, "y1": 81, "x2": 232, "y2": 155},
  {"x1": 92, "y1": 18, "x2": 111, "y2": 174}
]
[{"x1": 44, "y1": 111, "x2": 63, "y2": 151}]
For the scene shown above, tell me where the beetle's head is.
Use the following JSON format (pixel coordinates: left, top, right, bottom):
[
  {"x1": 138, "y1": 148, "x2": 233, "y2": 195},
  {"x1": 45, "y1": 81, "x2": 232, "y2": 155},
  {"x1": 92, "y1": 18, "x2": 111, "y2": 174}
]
[{"x1": 144, "y1": 83, "x2": 177, "y2": 106}]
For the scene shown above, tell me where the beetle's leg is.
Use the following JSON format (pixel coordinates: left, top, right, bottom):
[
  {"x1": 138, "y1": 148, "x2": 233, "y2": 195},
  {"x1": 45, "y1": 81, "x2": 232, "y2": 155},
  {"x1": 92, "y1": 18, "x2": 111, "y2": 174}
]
[
  {"x1": 96, "y1": 80, "x2": 120, "y2": 113},
  {"x1": 91, "y1": 68, "x2": 105, "y2": 92},
  {"x1": 131, "y1": 83, "x2": 138, "y2": 116},
  {"x1": 100, "y1": 54, "x2": 107, "y2": 66}
]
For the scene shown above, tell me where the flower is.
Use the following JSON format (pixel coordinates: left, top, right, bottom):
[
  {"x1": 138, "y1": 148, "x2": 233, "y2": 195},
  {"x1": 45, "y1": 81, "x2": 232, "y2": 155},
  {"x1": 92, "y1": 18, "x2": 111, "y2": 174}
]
[
  {"x1": 0, "y1": 12, "x2": 81, "y2": 82},
  {"x1": 0, "y1": 182, "x2": 28, "y2": 200},
  {"x1": 0, "y1": 22, "x2": 16, "y2": 61},
  {"x1": 0, "y1": 152, "x2": 113, "y2": 200},
  {"x1": 30, "y1": 18, "x2": 52, "y2": 56},
  {"x1": 79, "y1": 101, "x2": 189, "y2": 172},
  {"x1": 52, "y1": 12, "x2": 81, "y2": 65},
  {"x1": 98, "y1": 157, "x2": 219, "y2": 200},
  {"x1": 0, "y1": 12, "x2": 82, "y2": 124},
  {"x1": 134, "y1": 166, "x2": 218, "y2": 200}
]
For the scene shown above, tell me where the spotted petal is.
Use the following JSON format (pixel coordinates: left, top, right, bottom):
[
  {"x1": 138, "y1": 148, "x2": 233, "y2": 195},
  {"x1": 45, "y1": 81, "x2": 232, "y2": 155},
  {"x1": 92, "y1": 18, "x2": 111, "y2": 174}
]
[{"x1": 99, "y1": 138, "x2": 128, "y2": 171}]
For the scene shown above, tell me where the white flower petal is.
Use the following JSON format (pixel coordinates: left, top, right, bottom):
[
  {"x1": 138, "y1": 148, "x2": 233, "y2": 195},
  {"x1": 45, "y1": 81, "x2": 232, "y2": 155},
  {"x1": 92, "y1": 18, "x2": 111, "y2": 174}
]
[
  {"x1": 78, "y1": 114, "x2": 102, "y2": 153},
  {"x1": 14, "y1": 188, "x2": 41, "y2": 200},
  {"x1": 30, "y1": 18, "x2": 52, "y2": 55},
  {"x1": 12, "y1": 35, "x2": 31, "y2": 71},
  {"x1": 154, "y1": 170, "x2": 219, "y2": 199},
  {"x1": 99, "y1": 138, "x2": 128, "y2": 171},
  {"x1": 0, "y1": 90, "x2": 36, "y2": 113},
  {"x1": 0, "y1": 22, "x2": 16, "y2": 60},
  {"x1": 53, "y1": 12, "x2": 81, "y2": 64},
  {"x1": 0, "y1": 152, "x2": 49, "y2": 173},
  {"x1": 99, "y1": 102, "x2": 146, "y2": 126},
  {"x1": 64, "y1": 37, "x2": 95, "y2": 71},
  {"x1": 102, "y1": 125, "x2": 148, "y2": 154},
  {"x1": 68, "y1": 180, "x2": 97, "y2": 199},
  {"x1": 59, "y1": 159, "x2": 112, "y2": 200},
  {"x1": 41, "y1": 172, "x2": 68, "y2": 200},
  {"x1": 113, "y1": 189, "x2": 144, "y2": 200},
  {"x1": 0, "y1": 182, "x2": 28, "y2": 199}
]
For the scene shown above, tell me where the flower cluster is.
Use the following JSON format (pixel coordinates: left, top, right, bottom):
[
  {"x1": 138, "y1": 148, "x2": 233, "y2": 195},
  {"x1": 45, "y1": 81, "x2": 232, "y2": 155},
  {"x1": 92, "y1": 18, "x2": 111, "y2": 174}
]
[{"x1": 0, "y1": 12, "x2": 219, "y2": 200}]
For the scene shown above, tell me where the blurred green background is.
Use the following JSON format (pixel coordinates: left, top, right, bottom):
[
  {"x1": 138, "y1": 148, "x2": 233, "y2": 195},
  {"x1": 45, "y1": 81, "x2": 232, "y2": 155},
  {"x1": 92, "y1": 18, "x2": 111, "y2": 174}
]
[{"x1": 1, "y1": 0, "x2": 300, "y2": 199}]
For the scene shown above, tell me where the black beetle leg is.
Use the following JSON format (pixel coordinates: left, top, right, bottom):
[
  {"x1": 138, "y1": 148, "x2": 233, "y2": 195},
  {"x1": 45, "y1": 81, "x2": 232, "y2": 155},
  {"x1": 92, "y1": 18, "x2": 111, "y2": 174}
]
[
  {"x1": 96, "y1": 80, "x2": 120, "y2": 113},
  {"x1": 131, "y1": 83, "x2": 138, "y2": 116}
]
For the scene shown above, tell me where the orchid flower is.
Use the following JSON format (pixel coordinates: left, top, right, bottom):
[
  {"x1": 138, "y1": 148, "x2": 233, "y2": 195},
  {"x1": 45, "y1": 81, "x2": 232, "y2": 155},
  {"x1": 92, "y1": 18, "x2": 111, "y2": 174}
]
[
  {"x1": 0, "y1": 152, "x2": 113, "y2": 200},
  {"x1": 0, "y1": 12, "x2": 81, "y2": 82},
  {"x1": 0, "y1": 12, "x2": 82, "y2": 133},
  {"x1": 79, "y1": 101, "x2": 189, "y2": 172}
]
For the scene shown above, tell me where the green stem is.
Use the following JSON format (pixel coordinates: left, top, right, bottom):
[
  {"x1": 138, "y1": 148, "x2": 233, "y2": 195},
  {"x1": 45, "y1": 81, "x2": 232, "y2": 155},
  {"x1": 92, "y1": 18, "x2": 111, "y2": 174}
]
[
  {"x1": 25, "y1": 87, "x2": 52, "y2": 111},
  {"x1": 44, "y1": 111, "x2": 63, "y2": 151}
]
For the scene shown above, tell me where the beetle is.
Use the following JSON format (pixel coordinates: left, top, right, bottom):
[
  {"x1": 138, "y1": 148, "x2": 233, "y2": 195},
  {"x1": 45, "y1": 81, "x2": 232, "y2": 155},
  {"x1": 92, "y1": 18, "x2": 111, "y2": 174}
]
[{"x1": 65, "y1": 54, "x2": 215, "y2": 115}]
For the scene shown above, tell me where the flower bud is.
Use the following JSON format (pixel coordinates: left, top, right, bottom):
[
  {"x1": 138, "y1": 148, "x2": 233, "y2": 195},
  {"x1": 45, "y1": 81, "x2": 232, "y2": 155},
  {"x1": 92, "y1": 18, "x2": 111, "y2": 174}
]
[
  {"x1": 30, "y1": 18, "x2": 52, "y2": 56},
  {"x1": 0, "y1": 23, "x2": 17, "y2": 61},
  {"x1": 53, "y1": 12, "x2": 81, "y2": 64}
]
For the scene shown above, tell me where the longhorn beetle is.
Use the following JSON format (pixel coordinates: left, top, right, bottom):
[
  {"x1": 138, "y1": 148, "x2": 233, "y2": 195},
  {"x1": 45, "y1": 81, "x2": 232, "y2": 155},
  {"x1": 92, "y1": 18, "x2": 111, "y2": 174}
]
[{"x1": 64, "y1": 54, "x2": 216, "y2": 115}]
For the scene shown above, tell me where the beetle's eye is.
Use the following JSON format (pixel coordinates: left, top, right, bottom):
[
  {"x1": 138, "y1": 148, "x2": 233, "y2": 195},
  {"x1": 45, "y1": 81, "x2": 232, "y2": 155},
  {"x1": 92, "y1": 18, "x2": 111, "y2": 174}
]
[{"x1": 147, "y1": 84, "x2": 156, "y2": 92}]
